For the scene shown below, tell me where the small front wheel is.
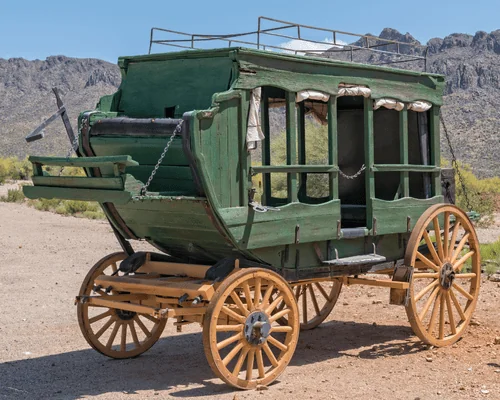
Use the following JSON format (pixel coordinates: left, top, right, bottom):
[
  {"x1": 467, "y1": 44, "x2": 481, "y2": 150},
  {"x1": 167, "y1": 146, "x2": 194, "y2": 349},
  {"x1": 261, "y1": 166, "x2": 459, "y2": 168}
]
[
  {"x1": 203, "y1": 268, "x2": 299, "y2": 389},
  {"x1": 77, "y1": 252, "x2": 167, "y2": 359}
]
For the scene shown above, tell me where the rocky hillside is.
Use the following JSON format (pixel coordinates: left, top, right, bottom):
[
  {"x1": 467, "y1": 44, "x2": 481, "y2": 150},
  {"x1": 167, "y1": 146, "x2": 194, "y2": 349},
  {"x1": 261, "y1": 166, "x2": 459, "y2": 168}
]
[
  {"x1": 1, "y1": 28, "x2": 499, "y2": 177},
  {"x1": 0, "y1": 56, "x2": 120, "y2": 158}
]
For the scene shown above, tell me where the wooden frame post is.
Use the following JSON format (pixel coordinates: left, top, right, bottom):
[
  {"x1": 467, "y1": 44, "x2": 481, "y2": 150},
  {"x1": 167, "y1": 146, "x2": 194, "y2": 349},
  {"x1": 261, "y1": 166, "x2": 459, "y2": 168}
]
[
  {"x1": 286, "y1": 91, "x2": 298, "y2": 203},
  {"x1": 261, "y1": 93, "x2": 271, "y2": 205},
  {"x1": 297, "y1": 101, "x2": 307, "y2": 200},
  {"x1": 328, "y1": 97, "x2": 338, "y2": 200},
  {"x1": 429, "y1": 106, "x2": 441, "y2": 197},
  {"x1": 399, "y1": 107, "x2": 410, "y2": 198},
  {"x1": 364, "y1": 98, "x2": 375, "y2": 228}
]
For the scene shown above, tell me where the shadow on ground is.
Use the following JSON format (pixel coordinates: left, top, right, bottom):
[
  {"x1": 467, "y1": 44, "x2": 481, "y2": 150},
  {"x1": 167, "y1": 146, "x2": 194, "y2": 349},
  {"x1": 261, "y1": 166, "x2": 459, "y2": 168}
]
[{"x1": 0, "y1": 320, "x2": 425, "y2": 399}]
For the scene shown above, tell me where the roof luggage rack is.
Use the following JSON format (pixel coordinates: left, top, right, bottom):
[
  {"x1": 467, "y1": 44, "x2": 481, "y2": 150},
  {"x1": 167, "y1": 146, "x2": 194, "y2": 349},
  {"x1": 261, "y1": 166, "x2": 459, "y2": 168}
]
[{"x1": 149, "y1": 16, "x2": 429, "y2": 71}]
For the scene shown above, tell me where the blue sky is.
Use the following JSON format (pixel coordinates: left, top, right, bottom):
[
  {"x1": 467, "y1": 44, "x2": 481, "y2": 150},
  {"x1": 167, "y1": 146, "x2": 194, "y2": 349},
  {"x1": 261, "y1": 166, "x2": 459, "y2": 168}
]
[{"x1": 1, "y1": 0, "x2": 499, "y2": 63}]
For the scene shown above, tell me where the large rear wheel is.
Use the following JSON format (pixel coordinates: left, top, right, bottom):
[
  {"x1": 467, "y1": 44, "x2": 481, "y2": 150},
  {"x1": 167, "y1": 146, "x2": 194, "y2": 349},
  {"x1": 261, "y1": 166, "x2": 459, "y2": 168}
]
[{"x1": 405, "y1": 204, "x2": 480, "y2": 347}]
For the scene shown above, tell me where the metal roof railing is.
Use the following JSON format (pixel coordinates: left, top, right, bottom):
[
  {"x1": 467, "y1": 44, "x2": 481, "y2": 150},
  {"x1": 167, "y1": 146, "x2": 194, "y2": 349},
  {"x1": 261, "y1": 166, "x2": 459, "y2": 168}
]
[{"x1": 149, "y1": 16, "x2": 429, "y2": 71}]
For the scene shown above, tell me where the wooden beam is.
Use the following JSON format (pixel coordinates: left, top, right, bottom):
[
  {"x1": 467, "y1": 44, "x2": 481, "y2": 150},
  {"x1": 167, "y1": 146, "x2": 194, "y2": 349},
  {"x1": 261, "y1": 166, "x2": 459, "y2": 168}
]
[
  {"x1": 347, "y1": 277, "x2": 409, "y2": 290},
  {"x1": 328, "y1": 97, "x2": 339, "y2": 200},
  {"x1": 261, "y1": 94, "x2": 271, "y2": 205},
  {"x1": 364, "y1": 97, "x2": 375, "y2": 227},
  {"x1": 252, "y1": 165, "x2": 340, "y2": 174},
  {"x1": 297, "y1": 101, "x2": 307, "y2": 199},
  {"x1": 400, "y1": 107, "x2": 409, "y2": 197},
  {"x1": 138, "y1": 261, "x2": 210, "y2": 279},
  {"x1": 430, "y1": 106, "x2": 441, "y2": 196},
  {"x1": 371, "y1": 165, "x2": 440, "y2": 173},
  {"x1": 286, "y1": 91, "x2": 298, "y2": 203}
]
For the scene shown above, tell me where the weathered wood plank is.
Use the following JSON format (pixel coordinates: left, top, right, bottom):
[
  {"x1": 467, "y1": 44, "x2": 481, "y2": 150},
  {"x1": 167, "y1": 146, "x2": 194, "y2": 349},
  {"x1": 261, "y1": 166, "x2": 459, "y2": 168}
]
[
  {"x1": 328, "y1": 97, "x2": 338, "y2": 200},
  {"x1": 371, "y1": 164, "x2": 440, "y2": 172},
  {"x1": 29, "y1": 155, "x2": 138, "y2": 168},
  {"x1": 399, "y1": 108, "x2": 409, "y2": 197},
  {"x1": 252, "y1": 165, "x2": 340, "y2": 173},
  {"x1": 286, "y1": 91, "x2": 298, "y2": 203},
  {"x1": 23, "y1": 186, "x2": 131, "y2": 204},
  {"x1": 32, "y1": 176, "x2": 124, "y2": 190}
]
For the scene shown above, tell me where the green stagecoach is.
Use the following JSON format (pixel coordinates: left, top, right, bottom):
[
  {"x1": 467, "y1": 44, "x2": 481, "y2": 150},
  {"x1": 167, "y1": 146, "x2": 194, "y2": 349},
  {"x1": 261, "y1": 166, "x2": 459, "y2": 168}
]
[{"x1": 24, "y1": 17, "x2": 480, "y2": 389}]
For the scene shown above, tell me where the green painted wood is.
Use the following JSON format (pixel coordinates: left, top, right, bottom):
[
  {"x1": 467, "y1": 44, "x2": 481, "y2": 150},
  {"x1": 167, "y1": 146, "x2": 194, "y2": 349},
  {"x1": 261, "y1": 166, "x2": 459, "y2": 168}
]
[
  {"x1": 240, "y1": 90, "x2": 251, "y2": 207},
  {"x1": 285, "y1": 91, "x2": 298, "y2": 203},
  {"x1": 371, "y1": 164, "x2": 440, "y2": 172},
  {"x1": 23, "y1": 186, "x2": 132, "y2": 205},
  {"x1": 430, "y1": 106, "x2": 441, "y2": 196},
  {"x1": 328, "y1": 97, "x2": 338, "y2": 200},
  {"x1": 32, "y1": 176, "x2": 124, "y2": 190},
  {"x1": 364, "y1": 98, "x2": 374, "y2": 228},
  {"x1": 297, "y1": 101, "x2": 307, "y2": 199},
  {"x1": 400, "y1": 108, "x2": 410, "y2": 198},
  {"x1": 372, "y1": 196, "x2": 443, "y2": 235},
  {"x1": 261, "y1": 94, "x2": 271, "y2": 205},
  {"x1": 29, "y1": 155, "x2": 138, "y2": 168},
  {"x1": 234, "y1": 49, "x2": 445, "y2": 105},
  {"x1": 219, "y1": 200, "x2": 341, "y2": 249},
  {"x1": 252, "y1": 165, "x2": 339, "y2": 173}
]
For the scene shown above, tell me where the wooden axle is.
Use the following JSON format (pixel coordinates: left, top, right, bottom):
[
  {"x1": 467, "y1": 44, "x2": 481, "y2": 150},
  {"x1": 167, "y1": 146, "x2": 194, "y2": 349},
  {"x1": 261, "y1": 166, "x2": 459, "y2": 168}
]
[{"x1": 343, "y1": 276, "x2": 409, "y2": 290}]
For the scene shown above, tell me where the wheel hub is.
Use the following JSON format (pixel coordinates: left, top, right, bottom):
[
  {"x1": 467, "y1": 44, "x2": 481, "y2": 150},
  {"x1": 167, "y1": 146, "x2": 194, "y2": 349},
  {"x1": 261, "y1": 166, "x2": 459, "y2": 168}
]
[
  {"x1": 116, "y1": 309, "x2": 136, "y2": 321},
  {"x1": 440, "y1": 262, "x2": 455, "y2": 290},
  {"x1": 244, "y1": 311, "x2": 271, "y2": 345}
]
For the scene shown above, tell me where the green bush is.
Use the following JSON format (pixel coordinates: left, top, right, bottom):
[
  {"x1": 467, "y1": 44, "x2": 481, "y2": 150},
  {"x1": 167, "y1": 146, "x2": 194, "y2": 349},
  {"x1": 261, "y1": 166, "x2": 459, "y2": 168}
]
[
  {"x1": 0, "y1": 188, "x2": 25, "y2": 203},
  {"x1": 0, "y1": 157, "x2": 33, "y2": 183}
]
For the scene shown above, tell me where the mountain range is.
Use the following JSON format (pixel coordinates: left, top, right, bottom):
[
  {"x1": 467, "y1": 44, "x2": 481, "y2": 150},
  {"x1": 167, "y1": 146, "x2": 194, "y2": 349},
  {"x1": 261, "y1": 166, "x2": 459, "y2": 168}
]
[{"x1": 1, "y1": 28, "x2": 499, "y2": 178}]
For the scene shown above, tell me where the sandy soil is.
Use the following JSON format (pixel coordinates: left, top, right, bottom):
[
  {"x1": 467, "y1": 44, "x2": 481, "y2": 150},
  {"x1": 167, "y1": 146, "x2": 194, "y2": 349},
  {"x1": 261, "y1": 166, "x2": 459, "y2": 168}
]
[{"x1": 1, "y1": 195, "x2": 499, "y2": 400}]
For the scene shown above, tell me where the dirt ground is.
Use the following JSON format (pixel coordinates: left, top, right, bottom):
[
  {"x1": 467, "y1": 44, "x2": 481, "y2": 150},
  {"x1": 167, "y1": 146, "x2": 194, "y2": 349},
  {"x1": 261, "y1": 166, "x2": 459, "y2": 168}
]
[{"x1": 1, "y1": 193, "x2": 499, "y2": 400}]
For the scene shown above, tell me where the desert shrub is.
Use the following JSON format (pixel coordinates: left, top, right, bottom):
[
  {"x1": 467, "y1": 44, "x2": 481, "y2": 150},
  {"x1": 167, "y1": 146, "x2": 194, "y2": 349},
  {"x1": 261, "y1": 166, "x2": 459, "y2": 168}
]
[
  {"x1": 479, "y1": 240, "x2": 500, "y2": 275},
  {"x1": 0, "y1": 157, "x2": 33, "y2": 182},
  {"x1": 0, "y1": 188, "x2": 25, "y2": 203}
]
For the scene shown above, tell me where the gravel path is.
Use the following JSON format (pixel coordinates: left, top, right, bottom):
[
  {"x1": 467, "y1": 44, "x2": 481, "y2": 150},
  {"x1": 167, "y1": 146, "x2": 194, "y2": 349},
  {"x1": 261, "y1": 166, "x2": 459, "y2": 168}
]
[{"x1": 0, "y1": 193, "x2": 499, "y2": 399}]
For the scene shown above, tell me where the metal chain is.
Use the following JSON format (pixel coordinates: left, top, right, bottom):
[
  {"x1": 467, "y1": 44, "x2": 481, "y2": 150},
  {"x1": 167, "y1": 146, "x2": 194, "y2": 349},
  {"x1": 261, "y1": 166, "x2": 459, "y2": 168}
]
[
  {"x1": 140, "y1": 120, "x2": 183, "y2": 195},
  {"x1": 58, "y1": 135, "x2": 79, "y2": 176},
  {"x1": 439, "y1": 111, "x2": 473, "y2": 211},
  {"x1": 338, "y1": 164, "x2": 366, "y2": 180}
]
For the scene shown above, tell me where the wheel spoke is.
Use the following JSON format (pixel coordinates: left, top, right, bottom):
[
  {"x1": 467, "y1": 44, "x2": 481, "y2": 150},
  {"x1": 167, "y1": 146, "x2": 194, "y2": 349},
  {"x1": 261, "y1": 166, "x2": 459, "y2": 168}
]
[
  {"x1": 433, "y1": 217, "x2": 444, "y2": 262},
  {"x1": 314, "y1": 282, "x2": 331, "y2": 301},
  {"x1": 418, "y1": 285, "x2": 440, "y2": 321},
  {"x1": 106, "y1": 321, "x2": 120, "y2": 348},
  {"x1": 302, "y1": 286, "x2": 308, "y2": 324},
  {"x1": 453, "y1": 251, "x2": 474, "y2": 272},
  {"x1": 455, "y1": 273, "x2": 477, "y2": 279},
  {"x1": 308, "y1": 284, "x2": 321, "y2": 316},
  {"x1": 445, "y1": 292, "x2": 457, "y2": 335},
  {"x1": 452, "y1": 283, "x2": 474, "y2": 301},
  {"x1": 111, "y1": 262, "x2": 118, "y2": 273},
  {"x1": 222, "y1": 341, "x2": 244, "y2": 367},
  {"x1": 216, "y1": 324, "x2": 243, "y2": 332},
  {"x1": 269, "y1": 308, "x2": 291, "y2": 322},
  {"x1": 121, "y1": 323, "x2": 127, "y2": 352},
  {"x1": 232, "y1": 346, "x2": 249, "y2": 376},
  {"x1": 254, "y1": 278, "x2": 262, "y2": 308},
  {"x1": 242, "y1": 282, "x2": 254, "y2": 312},
  {"x1": 443, "y1": 212, "x2": 450, "y2": 259},
  {"x1": 271, "y1": 325, "x2": 293, "y2": 333},
  {"x1": 134, "y1": 316, "x2": 152, "y2": 337},
  {"x1": 261, "y1": 283, "x2": 275, "y2": 308},
  {"x1": 256, "y1": 349, "x2": 266, "y2": 379},
  {"x1": 414, "y1": 280, "x2": 439, "y2": 302},
  {"x1": 263, "y1": 342, "x2": 279, "y2": 367},
  {"x1": 94, "y1": 315, "x2": 117, "y2": 339},
  {"x1": 423, "y1": 230, "x2": 441, "y2": 265},
  {"x1": 266, "y1": 295, "x2": 284, "y2": 315},
  {"x1": 294, "y1": 285, "x2": 301, "y2": 299},
  {"x1": 267, "y1": 335, "x2": 288, "y2": 352},
  {"x1": 416, "y1": 252, "x2": 439, "y2": 272},
  {"x1": 451, "y1": 233, "x2": 470, "y2": 264},
  {"x1": 89, "y1": 309, "x2": 113, "y2": 324},
  {"x1": 129, "y1": 320, "x2": 140, "y2": 348},
  {"x1": 230, "y1": 292, "x2": 249, "y2": 316},
  {"x1": 427, "y1": 290, "x2": 442, "y2": 334},
  {"x1": 141, "y1": 314, "x2": 160, "y2": 324},
  {"x1": 246, "y1": 349, "x2": 255, "y2": 381},
  {"x1": 221, "y1": 306, "x2": 246, "y2": 323},
  {"x1": 413, "y1": 273, "x2": 439, "y2": 279},
  {"x1": 449, "y1": 288, "x2": 466, "y2": 321},
  {"x1": 439, "y1": 291, "x2": 445, "y2": 339},
  {"x1": 217, "y1": 333, "x2": 243, "y2": 351},
  {"x1": 448, "y1": 221, "x2": 461, "y2": 258}
]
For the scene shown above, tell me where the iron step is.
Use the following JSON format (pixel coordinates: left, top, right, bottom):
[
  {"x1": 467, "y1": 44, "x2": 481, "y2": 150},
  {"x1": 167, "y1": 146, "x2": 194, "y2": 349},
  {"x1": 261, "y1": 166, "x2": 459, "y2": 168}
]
[{"x1": 323, "y1": 253, "x2": 387, "y2": 267}]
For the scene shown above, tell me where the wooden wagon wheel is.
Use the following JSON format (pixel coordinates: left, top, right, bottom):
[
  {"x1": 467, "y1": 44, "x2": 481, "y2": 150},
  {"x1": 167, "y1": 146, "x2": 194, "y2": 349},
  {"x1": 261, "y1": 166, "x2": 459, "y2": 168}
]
[
  {"x1": 277, "y1": 280, "x2": 342, "y2": 330},
  {"x1": 405, "y1": 204, "x2": 480, "y2": 347},
  {"x1": 203, "y1": 268, "x2": 299, "y2": 389},
  {"x1": 77, "y1": 252, "x2": 167, "y2": 359}
]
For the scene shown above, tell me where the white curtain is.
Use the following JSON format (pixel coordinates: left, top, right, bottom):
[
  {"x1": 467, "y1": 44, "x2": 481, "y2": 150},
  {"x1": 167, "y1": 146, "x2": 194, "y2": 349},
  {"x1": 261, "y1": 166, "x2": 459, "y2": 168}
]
[
  {"x1": 408, "y1": 100, "x2": 432, "y2": 112},
  {"x1": 373, "y1": 98, "x2": 405, "y2": 111},
  {"x1": 246, "y1": 87, "x2": 265, "y2": 150}
]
